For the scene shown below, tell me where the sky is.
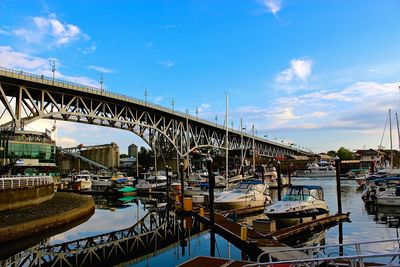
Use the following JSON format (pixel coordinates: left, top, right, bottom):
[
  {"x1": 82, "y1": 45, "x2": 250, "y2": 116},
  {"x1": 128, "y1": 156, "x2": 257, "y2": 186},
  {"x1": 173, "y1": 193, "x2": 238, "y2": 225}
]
[{"x1": 1, "y1": 0, "x2": 400, "y2": 154}]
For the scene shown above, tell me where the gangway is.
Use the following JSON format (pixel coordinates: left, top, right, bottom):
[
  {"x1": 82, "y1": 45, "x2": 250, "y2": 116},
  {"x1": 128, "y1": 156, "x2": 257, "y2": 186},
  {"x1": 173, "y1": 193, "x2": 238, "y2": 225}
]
[{"x1": 58, "y1": 147, "x2": 108, "y2": 170}]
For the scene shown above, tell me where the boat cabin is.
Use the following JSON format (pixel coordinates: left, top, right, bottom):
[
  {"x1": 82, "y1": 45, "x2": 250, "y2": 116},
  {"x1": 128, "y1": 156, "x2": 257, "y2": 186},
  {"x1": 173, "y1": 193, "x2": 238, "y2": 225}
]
[{"x1": 283, "y1": 185, "x2": 324, "y2": 201}]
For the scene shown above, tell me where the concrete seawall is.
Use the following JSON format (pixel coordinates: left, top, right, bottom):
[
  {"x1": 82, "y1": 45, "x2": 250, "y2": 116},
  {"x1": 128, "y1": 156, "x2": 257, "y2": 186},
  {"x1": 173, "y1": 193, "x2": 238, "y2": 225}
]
[
  {"x1": 0, "y1": 192, "x2": 95, "y2": 242},
  {"x1": 0, "y1": 183, "x2": 55, "y2": 212}
]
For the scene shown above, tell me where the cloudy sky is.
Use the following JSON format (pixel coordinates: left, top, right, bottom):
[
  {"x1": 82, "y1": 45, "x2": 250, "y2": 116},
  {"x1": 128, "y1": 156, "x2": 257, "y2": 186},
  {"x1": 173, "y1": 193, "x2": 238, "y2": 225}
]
[{"x1": 1, "y1": 0, "x2": 400, "y2": 153}]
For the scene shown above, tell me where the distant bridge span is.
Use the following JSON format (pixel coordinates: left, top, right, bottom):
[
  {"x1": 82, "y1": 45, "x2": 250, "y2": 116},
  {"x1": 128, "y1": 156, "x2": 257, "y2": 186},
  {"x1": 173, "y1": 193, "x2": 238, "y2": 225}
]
[{"x1": 0, "y1": 67, "x2": 309, "y2": 159}]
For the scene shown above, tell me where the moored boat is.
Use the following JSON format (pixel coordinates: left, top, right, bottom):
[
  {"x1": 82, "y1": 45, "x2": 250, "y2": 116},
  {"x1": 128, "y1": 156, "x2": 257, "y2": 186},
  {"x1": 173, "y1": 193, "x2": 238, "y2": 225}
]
[
  {"x1": 264, "y1": 185, "x2": 329, "y2": 228},
  {"x1": 214, "y1": 179, "x2": 271, "y2": 210},
  {"x1": 295, "y1": 161, "x2": 336, "y2": 177}
]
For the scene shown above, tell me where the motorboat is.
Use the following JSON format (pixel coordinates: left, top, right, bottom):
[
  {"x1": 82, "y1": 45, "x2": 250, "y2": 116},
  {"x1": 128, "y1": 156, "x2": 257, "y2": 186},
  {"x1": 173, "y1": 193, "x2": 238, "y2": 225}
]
[
  {"x1": 255, "y1": 165, "x2": 289, "y2": 188},
  {"x1": 136, "y1": 171, "x2": 167, "y2": 191},
  {"x1": 362, "y1": 177, "x2": 400, "y2": 206},
  {"x1": 295, "y1": 161, "x2": 336, "y2": 177},
  {"x1": 264, "y1": 185, "x2": 329, "y2": 227},
  {"x1": 214, "y1": 180, "x2": 271, "y2": 210},
  {"x1": 73, "y1": 170, "x2": 93, "y2": 190}
]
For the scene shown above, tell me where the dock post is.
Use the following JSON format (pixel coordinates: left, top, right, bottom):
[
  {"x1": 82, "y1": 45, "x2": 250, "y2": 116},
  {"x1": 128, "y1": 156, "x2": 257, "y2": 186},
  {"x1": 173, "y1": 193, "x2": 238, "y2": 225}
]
[
  {"x1": 180, "y1": 162, "x2": 184, "y2": 208},
  {"x1": 335, "y1": 156, "x2": 342, "y2": 214},
  {"x1": 261, "y1": 166, "x2": 264, "y2": 182},
  {"x1": 288, "y1": 163, "x2": 292, "y2": 186},
  {"x1": 166, "y1": 165, "x2": 170, "y2": 200},
  {"x1": 277, "y1": 160, "x2": 282, "y2": 201},
  {"x1": 207, "y1": 156, "x2": 216, "y2": 257}
]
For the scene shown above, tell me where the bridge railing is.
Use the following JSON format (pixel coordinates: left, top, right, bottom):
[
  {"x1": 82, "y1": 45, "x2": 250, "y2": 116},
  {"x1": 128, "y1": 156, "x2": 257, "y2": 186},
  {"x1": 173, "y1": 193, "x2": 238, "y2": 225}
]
[{"x1": 0, "y1": 176, "x2": 53, "y2": 190}]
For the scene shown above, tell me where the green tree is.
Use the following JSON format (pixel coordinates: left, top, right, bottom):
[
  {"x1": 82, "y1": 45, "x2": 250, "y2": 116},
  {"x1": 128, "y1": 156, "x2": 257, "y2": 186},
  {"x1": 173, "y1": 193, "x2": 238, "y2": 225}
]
[
  {"x1": 337, "y1": 147, "x2": 354, "y2": 160},
  {"x1": 327, "y1": 150, "x2": 337, "y2": 158}
]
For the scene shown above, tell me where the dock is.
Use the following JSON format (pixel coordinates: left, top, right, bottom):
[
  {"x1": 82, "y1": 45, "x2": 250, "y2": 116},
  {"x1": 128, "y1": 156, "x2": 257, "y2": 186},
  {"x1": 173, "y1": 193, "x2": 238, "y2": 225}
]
[{"x1": 193, "y1": 208, "x2": 350, "y2": 262}]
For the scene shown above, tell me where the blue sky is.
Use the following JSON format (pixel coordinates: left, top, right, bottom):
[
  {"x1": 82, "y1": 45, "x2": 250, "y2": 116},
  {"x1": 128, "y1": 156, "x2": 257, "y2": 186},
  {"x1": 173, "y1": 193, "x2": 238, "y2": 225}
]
[{"x1": 1, "y1": 0, "x2": 400, "y2": 153}]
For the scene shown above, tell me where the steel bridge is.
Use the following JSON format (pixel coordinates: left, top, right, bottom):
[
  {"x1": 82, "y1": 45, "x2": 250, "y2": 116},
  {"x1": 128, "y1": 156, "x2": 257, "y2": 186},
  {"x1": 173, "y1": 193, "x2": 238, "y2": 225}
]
[{"x1": 0, "y1": 67, "x2": 309, "y2": 159}]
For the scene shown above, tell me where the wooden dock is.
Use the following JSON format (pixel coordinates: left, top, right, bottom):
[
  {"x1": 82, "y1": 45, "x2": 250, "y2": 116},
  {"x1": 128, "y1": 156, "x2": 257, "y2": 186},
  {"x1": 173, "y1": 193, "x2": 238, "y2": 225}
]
[{"x1": 193, "y1": 208, "x2": 349, "y2": 262}]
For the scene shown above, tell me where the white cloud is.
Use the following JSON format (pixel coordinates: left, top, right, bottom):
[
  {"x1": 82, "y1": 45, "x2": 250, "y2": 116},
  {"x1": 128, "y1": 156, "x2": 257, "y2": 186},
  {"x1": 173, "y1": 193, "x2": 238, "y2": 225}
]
[
  {"x1": 87, "y1": 65, "x2": 115, "y2": 74},
  {"x1": 154, "y1": 96, "x2": 163, "y2": 103},
  {"x1": 0, "y1": 46, "x2": 48, "y2": 71},
  {"x1": 11, "y1": 15, "x2": 87, "y2": 46},
  {"x1": 198, "y1": 103, "x2": 211, "y2": 112},
  {"x1": 57, "y1": 137, "x2": 79, "y2": 147},
  {"x1": 157, "y1": 60, "x2": 176, "y2": 68},
  {"x1": 258, "y1": 0, "x2": 282, "y2": 15},
  {"x1": 277, "y1": 58, "x2": 313, "y2": 83},
  {"x1": 0, "y1": 46, "x2": 100, "y2": 88}
]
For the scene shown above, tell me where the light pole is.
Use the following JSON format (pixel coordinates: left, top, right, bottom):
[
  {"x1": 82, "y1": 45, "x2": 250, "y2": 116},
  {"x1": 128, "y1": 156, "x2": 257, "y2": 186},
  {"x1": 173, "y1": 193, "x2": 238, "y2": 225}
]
[
  {"x1": 171, "y1": 97, "x2": 175, "y2": 110},
  {"x1": 143, "y1": 87, "x2": 148, "y2": 104},
  {"x1": 49, "y1": 59, "x2": 56, "y2": 84},
  {"x1": 99, "y1": 73, "x2": 104, "y2": 91},
  {"x1": 215, "y1": 114, "x2": 218, "y2": 126},
  {"x1": 195, "y1": 107, "x2": 198, "y2": 119}
]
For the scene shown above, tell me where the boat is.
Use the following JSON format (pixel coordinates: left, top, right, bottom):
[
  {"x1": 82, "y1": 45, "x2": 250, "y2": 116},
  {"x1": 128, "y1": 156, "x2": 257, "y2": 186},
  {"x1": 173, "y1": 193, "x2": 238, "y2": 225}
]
[
  {"x1": 91, "y1": 175, "x2": 112, "y2": 187},
  {"x1": 214, "y1": 179, "x2": 271, "y2": 210},
  {"x1": 256, "y1": 166, "x2": 289, "y2": 188},
  {"x1": 118, "y1": 186, "x2": 137, "y2": 196},
  {"x1": 375, "y1": 185, "x2": 400, "y2": 206},
  {"x1": 264, "y1": 185, "x2": 329, "y2": 227},
  {"x1": 73, "y1": 170, "x2": 93, "y2": 190},
  {"x1": 136, "y1": 171, "x2": 167, "y2": 191},
  {"x1": 295, "y1": 161, "x2": 336, "y2": 177}
]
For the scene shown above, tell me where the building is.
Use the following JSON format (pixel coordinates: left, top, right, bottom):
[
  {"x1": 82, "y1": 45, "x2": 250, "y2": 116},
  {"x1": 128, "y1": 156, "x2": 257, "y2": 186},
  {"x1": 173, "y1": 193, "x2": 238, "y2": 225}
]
[
  {"x1": 0, "y1": 129, "x2": 57, "y2": 174},
  {"x1": 128, "y1": 144, "x2": 138, "y2": 158},
  {"x1": 81, "y1": 143, "x2": 120, "y2": 169},
  {"x1": 356, "y1": 149, "x2": 385, "y2": 164}
]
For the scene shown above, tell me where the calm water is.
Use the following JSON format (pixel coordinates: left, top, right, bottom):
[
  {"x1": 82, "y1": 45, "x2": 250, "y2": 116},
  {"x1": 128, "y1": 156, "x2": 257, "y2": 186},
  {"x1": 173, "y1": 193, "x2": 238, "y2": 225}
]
[{"x1": 11, "y1": 177, "x2": 400, "y2": 266}]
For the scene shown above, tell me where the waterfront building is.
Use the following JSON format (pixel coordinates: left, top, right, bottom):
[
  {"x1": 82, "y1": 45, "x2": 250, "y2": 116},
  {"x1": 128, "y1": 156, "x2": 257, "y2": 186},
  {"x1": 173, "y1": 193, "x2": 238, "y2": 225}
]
[
  {"x1": 0, "y1": 130, "x2": 56, "y2": 173},
  {"x1": 128, "y1": 143, "x2": 138, "y2": 158}
]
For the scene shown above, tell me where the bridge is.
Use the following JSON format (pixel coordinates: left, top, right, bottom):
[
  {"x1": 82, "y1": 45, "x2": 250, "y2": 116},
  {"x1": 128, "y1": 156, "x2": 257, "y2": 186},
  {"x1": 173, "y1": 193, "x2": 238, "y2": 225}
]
[{"x1": 0, "y1": 67, "x2": 310, "y2": 160}]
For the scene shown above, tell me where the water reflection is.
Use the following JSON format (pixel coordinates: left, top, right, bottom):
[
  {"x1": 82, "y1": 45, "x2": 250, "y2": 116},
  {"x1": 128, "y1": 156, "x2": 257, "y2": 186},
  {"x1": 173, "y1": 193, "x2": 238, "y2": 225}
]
[{"x1": 4, "y1": 177, "x2": 400, "y2": 266}]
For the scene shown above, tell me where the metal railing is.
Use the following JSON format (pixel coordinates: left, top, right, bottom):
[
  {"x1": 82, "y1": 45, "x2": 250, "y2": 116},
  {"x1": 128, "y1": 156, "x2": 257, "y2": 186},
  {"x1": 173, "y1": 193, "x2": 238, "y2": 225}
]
[
  {"x1": 246, "y1": 238, "x2": 400, "y2": 267},
  {"x1": 0, "y1": 176, "x2": 53, "y2": 190}
]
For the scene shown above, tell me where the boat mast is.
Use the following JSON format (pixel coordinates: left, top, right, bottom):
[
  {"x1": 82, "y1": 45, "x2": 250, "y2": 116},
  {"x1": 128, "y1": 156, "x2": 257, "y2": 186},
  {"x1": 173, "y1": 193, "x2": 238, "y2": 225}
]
[
  {"x1": 389, "y1": 109, "x2": 393, "y2": 168},
  {"x1": 225, "y1": 92, "x2": 229, "y2": 189},
  {"x1": 252, "y1": 124, "x2": 255, "y2": 173},
  {"x1": 397, "y1": 112, "x2": 400, "y2": 166},
  {"x1": 240, "y1": 118, "x2": 243, "y2": 175}
]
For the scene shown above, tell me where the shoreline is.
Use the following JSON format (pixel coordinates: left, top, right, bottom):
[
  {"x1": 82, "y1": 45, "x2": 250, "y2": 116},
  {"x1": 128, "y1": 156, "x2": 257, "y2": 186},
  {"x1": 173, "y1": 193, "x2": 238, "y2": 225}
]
[{"x1": 0, "y1": 192, "x2": 95, "y2": 243}]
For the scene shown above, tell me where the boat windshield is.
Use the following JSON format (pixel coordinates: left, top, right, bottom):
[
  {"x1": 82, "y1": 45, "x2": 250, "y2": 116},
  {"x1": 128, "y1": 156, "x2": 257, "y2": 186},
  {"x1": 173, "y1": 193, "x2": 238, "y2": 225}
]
[
  {"x1": 234, "y1": 182, "x2": 264, "y2": 193},
  {"x1": 283, "y1": 187, "x2": 324, "y2": 201}
]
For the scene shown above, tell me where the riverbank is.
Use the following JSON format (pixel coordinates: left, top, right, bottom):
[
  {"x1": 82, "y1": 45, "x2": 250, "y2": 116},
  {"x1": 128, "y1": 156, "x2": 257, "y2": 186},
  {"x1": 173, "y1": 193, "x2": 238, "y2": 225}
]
[{"x1": 0, "y1": 192, "x2": 95, "y2": 242}]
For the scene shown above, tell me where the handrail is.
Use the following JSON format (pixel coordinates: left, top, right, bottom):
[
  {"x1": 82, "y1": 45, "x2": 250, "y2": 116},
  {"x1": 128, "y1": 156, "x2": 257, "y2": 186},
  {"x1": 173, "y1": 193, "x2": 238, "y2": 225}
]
[
  {"x1": 0, "y1": 176, "x2": 53, "y2": 190},
  {"x1": 254, "y1": 238, "x2": 400, "y2": 266}
]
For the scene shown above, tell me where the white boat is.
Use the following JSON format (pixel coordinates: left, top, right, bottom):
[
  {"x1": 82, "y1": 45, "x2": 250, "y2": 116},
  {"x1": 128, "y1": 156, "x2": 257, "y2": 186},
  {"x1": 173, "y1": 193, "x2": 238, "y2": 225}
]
[
  {"x1": 91, "y1": 175, "x2": 112, "y2": 187},
  {"x1": 295, "y1": 161, "x2": 336, "y2": 177},
  {"x1": 264, "y1": 185, "x2": 329, "y2": 227},
  {"x1": 136, "y1": 171, "x2": 167, "y2": 190},
  {"x1": 214, "y1": 180, "x2": 271, "y2": 210},
  {"x1": 73, "y1": 170, "x2": 92, "y2": 190},
  {"x1": 375, "y1": 185, "x2": 400, "y2": 206}
]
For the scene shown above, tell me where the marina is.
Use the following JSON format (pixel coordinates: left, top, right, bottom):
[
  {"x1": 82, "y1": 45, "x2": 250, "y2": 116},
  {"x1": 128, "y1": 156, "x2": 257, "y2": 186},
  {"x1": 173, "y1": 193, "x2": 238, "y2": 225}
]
[{"x1": 1, "y1": 2, "x2": 400, "y2": 265}]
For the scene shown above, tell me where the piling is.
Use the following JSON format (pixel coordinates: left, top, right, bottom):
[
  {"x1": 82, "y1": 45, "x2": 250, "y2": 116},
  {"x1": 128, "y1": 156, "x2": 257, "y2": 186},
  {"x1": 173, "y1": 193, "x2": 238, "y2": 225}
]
[
  {"x1": 207, "y1": 156, "x2": 216, "y2": 257},
  {"x1": 335, "y1": 156, "x2": 342, "y2": 214},
  {"x1": 288, "y1": 164, "x2": 292, "y2": 186},
  {"x1": 166, "y1": 166, "x2": 170, "y2": 199},
  {"x1": 180, "y1": 162, "x2": 184, "y2": 208},
  {"x1": 277, "y1": 160, "x2": 282, "y2": 201}
]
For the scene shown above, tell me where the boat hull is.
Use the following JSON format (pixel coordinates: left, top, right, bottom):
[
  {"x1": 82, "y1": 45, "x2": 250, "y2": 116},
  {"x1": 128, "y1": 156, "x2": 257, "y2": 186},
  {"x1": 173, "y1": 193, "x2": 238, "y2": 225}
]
[
  {"x1": 266, "y1": 210, "x2": 329, "y2": 227},
  {"x1": 215, "y1": 198, "x2": 267, "y2": 210},
  {"x1": 376, "y1": 197, "x2": 400, "y2": 206}
]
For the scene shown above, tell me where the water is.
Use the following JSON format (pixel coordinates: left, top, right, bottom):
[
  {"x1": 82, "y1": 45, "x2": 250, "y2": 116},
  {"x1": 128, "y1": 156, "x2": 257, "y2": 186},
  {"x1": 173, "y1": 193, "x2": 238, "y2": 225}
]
[{"x1": 5, "y1": 177, "x2": 400, "y2": 266}]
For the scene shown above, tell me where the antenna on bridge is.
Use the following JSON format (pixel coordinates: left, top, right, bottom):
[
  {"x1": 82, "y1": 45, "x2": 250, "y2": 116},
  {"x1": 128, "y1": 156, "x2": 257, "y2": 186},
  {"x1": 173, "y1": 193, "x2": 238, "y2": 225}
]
[
  {"x1": 99, "y1": 73, "x2": 104, "y2": 91},
  {"x1": 49, "y1": 60, "x2": 56, "y2": 84}
]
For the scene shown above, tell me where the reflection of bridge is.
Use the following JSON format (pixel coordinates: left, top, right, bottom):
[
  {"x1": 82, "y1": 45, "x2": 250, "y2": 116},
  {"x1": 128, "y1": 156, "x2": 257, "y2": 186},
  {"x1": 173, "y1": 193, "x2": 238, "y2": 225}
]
[
  {"x1": 0, "y1": 67, "x2": 310, "y2": 159},
  {"x1": 2, "y1": 207, "x2": 201, "y2": 266}
]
